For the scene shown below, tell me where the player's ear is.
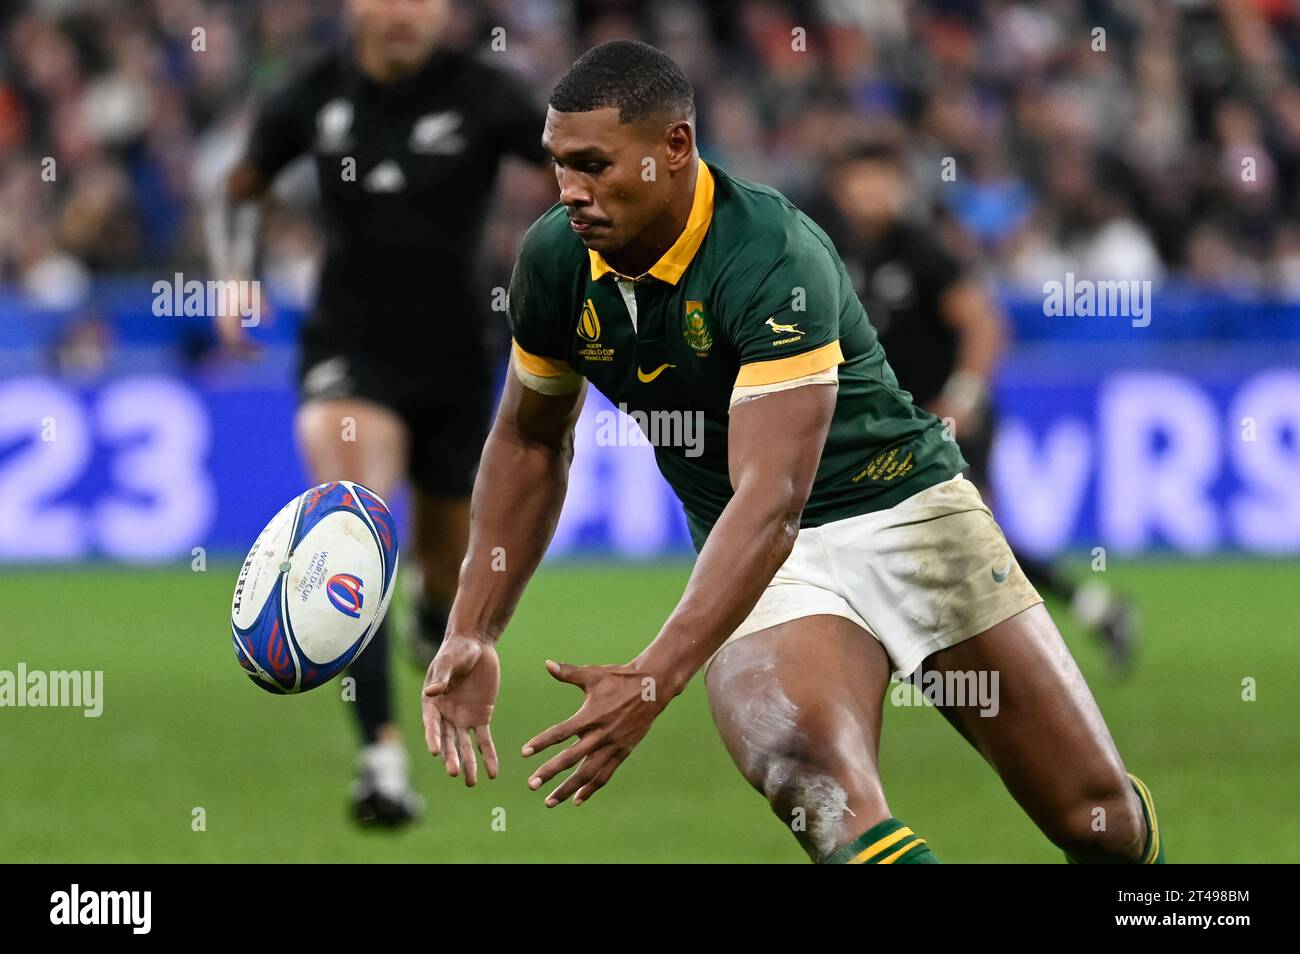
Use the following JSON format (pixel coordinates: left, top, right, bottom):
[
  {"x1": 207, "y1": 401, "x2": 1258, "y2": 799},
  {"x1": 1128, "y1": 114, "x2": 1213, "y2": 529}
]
[{"x1": 663, "y1": 119, "x2": 694, "y2": 172}]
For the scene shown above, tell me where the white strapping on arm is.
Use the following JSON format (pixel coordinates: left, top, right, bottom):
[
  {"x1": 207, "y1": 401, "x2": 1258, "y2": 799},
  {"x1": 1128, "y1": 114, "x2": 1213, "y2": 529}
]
[
  {"x1": 729, "y1": 365, "x2": 838, "y2": 408},
  {"x1": 511, "y1": 345, "x2": 584, "y2": 395}
]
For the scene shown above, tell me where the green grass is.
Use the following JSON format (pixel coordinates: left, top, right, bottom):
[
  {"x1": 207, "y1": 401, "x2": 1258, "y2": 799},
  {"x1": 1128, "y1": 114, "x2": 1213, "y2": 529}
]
[{"x1": 0, "y1": 559, "x2": 1296, "y2": 862}]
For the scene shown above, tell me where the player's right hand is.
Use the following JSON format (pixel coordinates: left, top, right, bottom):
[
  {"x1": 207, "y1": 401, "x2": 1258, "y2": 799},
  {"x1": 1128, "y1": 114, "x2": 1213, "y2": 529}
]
[{"x1": 422, "y1": 634, "x2": 501, "y2": 786}]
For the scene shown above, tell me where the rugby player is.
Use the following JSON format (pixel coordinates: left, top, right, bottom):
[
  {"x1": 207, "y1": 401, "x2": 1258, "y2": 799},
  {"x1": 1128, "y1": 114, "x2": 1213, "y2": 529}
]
[
  {"x1": 822, "y1": 140, "x2": 1139, "y2": 673},
  {"x1": 208, "y1": 0, "x2": 548, "y2": 826},
  {"x1": 420, "y1": 40, "x2": 1163, "y2": 863}
]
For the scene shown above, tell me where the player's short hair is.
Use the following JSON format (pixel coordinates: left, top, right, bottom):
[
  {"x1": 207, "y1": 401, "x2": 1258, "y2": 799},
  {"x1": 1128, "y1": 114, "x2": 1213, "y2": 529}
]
[{"x1": 549, "y1": 40, "x2": 695, "y2": 125}]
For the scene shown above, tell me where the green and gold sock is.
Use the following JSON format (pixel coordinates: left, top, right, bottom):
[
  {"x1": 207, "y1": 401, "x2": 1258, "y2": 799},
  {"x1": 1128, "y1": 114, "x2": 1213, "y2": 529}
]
[
  {"x1": 823, "y1": 817, "x2": 941, "y2": 864},
  {"x1": 1129, "y1": 773, "x2": 1165, "y2": 864}
]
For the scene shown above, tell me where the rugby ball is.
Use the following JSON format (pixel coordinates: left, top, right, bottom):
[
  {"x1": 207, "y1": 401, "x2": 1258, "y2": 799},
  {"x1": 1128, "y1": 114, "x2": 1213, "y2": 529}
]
[{"x1": 230, "y1": 481, "x2": 398, "y2": 694}]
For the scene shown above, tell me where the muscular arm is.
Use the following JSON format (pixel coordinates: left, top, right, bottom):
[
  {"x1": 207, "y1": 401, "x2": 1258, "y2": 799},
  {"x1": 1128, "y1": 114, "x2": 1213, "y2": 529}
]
[
  {"x1": 421, "y1": 366, "x2": 584, "y2": 783},
  {"x1": 519, "y1": 379, "x2": 838, "y2": 805},
  {"x1": 445, "y1": 366, "x2": 587, "y2": 644},
  {"x1": 634, "y1": 381, "x2": 837, "y2": 696}
]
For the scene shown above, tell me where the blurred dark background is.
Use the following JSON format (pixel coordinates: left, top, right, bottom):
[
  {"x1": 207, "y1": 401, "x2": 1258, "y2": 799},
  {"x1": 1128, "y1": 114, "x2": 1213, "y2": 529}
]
[{"x1": 3, "y1": 0, "x2": 1299, "y2": 306}]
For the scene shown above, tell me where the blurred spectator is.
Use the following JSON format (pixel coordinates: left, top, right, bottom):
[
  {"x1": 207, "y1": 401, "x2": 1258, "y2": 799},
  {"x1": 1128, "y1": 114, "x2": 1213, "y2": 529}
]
[{"x1": 0, "y1": 0, "x2": 1297, "y2": 314}]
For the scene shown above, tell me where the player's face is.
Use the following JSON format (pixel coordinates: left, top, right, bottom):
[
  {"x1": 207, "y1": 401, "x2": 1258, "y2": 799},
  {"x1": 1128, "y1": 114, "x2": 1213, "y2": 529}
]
[
  {"x1": 349, "y1": 0, "x2": 448, "y2": 69},
  {"x1": 832, "y1": 159, "x2": 905, "y2": 230},
  {"x1": 543, "y1": 106, "x2": 687, "y2": 256}
]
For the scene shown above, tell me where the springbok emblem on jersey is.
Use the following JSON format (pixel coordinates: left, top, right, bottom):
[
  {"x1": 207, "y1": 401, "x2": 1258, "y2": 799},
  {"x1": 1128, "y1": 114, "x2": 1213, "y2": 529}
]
[
  {"x1": 684, "y1": 300, "x2": 712, "y2": 353},
  {"x1": 766, "y1": 316, "x2": 804, "y2": 336}
]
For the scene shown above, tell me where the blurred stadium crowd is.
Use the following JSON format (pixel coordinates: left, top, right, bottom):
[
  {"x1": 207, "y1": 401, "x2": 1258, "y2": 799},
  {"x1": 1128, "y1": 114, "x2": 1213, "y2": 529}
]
[{"x1": 1, "y1": 0, "x2": 1299, "y2": 320}]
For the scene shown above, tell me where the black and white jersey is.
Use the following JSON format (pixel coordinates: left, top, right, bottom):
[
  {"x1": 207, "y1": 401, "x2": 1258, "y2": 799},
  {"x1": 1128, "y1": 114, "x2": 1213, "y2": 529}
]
[
  {"x1": 246, "y1": 44, "x2": 548, "y2": 352},
  {"x1": 837, "y1": 221, "x2": 966, "y2": 407}
]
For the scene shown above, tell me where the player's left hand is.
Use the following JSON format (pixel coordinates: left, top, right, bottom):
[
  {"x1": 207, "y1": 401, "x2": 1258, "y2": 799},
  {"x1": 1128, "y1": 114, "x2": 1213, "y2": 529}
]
[{"x1": 522, "y1": 659, "x2": 670, "y2": 807}]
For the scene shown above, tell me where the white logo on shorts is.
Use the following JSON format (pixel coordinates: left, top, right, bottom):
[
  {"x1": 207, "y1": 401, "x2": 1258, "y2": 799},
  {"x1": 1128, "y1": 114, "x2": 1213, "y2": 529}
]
[{"x1": 991, "y1": 559, "x2": 1012, "y2": 583}]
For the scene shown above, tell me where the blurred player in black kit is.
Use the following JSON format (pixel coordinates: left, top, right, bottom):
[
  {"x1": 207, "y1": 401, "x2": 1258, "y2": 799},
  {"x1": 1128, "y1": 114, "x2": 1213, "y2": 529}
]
[
  {"x1": 821, "y1": 141, "x2": 1138, "y2": 672},
  {"x1": 206, "y1": 0, "x2": 548, "y2": 825}
]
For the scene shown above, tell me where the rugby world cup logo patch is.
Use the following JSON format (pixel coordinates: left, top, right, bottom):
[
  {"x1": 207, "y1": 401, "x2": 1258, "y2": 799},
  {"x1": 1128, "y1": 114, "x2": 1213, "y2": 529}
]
[
  {"x1": 326, "y1": 573, "x2": 365, "y2": 618},
  {"x1": 578, "y1": 299, "x2": 601, "y2": 342}
]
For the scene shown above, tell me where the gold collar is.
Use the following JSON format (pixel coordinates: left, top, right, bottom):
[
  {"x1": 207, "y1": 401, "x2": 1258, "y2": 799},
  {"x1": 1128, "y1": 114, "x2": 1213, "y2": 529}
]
[{"x1": 588, "y1": 159, "x2": 715, "y2": 284}]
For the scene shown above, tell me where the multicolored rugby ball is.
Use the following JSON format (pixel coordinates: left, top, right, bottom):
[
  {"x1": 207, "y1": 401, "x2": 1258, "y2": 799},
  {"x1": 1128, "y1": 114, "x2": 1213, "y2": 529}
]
[{"x1": 230, "y1": 481, "x2": 398, "y2": 694}]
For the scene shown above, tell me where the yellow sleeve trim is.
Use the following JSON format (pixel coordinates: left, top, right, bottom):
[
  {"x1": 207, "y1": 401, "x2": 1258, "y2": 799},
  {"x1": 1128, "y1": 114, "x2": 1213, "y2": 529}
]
[
  {"x1": 512, "y1": 340, "x2": 574, "y2": 378},
  {"x1": 734, "y1": 340, "x2": 844, "y2": 388}
]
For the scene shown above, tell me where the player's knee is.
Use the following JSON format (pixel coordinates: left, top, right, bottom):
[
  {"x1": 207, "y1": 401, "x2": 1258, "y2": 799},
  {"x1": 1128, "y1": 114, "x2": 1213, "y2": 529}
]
[
  {"x1": 754, "y1": 752, "x2": 858, "y2": 849},
  {"x1": 757, "y1": 752, "x2": 820, "y2": 813},
  {"x1": 752, "y1": 746, "x2": 897, "y2": 863},
  {"x1": 1045, "y1": 780, "x2": 1146, "y2": 863},
  {"x1": 741, "y1": 723, "x2": 878, "y2": 837}
]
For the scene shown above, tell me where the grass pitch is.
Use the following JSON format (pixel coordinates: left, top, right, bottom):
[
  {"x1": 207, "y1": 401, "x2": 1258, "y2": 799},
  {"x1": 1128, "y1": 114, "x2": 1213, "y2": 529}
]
[{"x1": 1, "y1": 559, "x2": 1295, "y2": 862}]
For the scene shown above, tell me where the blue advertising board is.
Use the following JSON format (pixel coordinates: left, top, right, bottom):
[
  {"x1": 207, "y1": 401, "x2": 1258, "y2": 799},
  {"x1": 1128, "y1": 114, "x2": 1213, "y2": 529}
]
[{"x1": 1, "y1": 286, "x2": 1297, "y2": 561}]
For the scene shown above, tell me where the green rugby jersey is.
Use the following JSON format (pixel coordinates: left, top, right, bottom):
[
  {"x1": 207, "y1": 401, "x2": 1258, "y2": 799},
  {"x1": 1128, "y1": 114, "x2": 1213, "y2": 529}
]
[{"x1": 508, "y1": 160, "x2": 966, "y2": 551}]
